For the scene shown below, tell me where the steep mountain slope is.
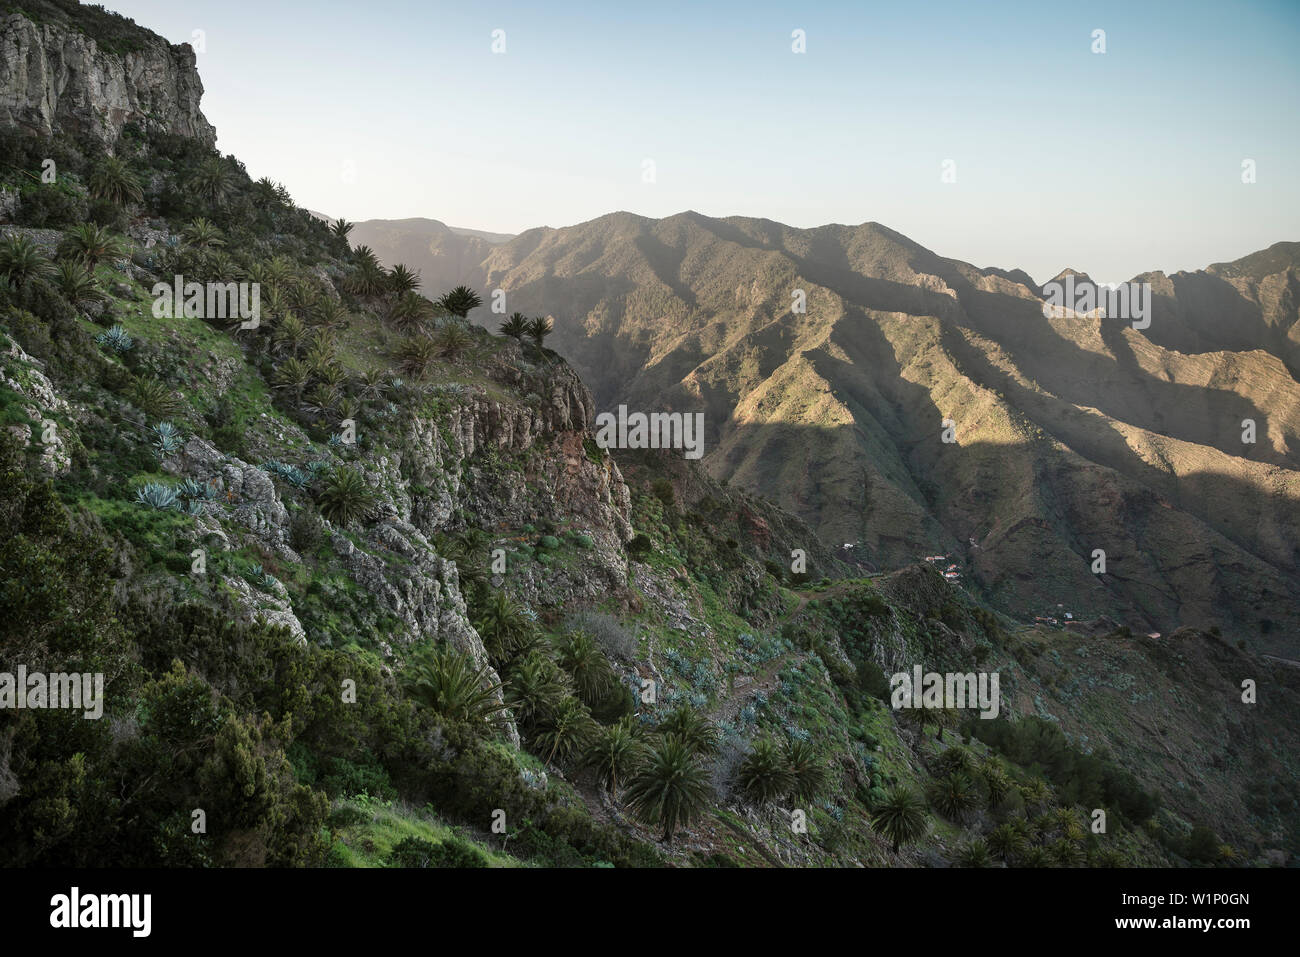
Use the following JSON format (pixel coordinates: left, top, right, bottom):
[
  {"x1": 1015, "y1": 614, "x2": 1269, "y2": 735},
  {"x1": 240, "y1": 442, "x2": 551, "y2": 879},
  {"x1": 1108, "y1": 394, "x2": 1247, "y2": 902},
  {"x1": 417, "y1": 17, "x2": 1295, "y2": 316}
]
[
  {"x1": 454, "y1": 212, "x2": 1300, "y2": 653},
  {"x1": 0, "y1": 2, "x2": 1295, "y2": 872}
]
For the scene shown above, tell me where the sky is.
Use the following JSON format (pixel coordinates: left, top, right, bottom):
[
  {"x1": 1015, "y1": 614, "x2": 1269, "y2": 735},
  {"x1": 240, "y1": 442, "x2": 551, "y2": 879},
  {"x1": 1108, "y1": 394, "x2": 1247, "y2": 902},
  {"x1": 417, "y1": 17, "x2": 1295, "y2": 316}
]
[{"x1": 104, "y1": 0, "x2": 1300, "y2": 284}]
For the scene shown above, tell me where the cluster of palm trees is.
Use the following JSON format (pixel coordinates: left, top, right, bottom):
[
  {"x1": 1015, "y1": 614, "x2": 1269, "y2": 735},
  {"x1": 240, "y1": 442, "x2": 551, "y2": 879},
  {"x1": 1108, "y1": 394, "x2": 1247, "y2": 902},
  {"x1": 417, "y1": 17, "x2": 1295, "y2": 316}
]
[
  {"x1": 395, "y1": 544, "x2": 833, "y2": 844},
  {"x1": 866, "y1": 739, "x2": 1129, "y2": 867},
  {"x1": 0, "y1": 221, "x2": 128, "y2": 309},
  {"x1": 499, "y1": 312, "x2": 553, "y2": 353}
]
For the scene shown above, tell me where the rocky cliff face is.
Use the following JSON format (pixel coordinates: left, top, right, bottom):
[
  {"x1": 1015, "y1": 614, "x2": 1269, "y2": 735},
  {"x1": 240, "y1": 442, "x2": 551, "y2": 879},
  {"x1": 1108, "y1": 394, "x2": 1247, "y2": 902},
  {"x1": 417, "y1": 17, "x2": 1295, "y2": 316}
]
[{"x1": 0, "y1": 12, "x2": 216, "y2": 148}]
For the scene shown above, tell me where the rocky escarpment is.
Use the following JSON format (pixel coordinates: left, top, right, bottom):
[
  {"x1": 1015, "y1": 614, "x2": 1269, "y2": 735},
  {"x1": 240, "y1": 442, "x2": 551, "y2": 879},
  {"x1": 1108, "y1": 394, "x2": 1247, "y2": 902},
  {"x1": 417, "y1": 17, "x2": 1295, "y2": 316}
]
[{"x1": 0, "y1": 10, "x2": 216, "y2": 148}]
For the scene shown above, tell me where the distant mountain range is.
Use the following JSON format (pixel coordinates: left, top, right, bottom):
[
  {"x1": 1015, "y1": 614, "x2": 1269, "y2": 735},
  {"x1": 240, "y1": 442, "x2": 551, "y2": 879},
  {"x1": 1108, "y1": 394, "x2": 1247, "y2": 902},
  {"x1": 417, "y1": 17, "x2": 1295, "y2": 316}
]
[{"x1": 333, "y1": 211, "x2": 1300, "y2": 653}]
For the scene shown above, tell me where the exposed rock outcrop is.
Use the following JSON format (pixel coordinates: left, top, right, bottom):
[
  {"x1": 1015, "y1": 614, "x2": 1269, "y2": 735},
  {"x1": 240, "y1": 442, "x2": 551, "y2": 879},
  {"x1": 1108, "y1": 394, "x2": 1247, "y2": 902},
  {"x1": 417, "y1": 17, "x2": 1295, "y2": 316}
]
[{"x1": 0, "y1": 12, "x2": 216, "y2": 148}]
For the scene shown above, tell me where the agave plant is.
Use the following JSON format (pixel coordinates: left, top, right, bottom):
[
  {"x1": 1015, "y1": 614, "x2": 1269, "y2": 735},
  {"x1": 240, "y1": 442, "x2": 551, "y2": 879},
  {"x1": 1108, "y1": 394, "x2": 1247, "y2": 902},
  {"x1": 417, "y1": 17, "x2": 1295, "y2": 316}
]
[
  {"x1": 178, "y1": 477, "x2": 207, "y2": 499},
  {"x1": 134, "y1": 482, "x2": 180, "y2": 510},
  {"x1": 151, "y1": 422, "x2": 183, "y2": 457},
  {"x1": 96, "y1": 325, "x2": 134, "y2": 353}
]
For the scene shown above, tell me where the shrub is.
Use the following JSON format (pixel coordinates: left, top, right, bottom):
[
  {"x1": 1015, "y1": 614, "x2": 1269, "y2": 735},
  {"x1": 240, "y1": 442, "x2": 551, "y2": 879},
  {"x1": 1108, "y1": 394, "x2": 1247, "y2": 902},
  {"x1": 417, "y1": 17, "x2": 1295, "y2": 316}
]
[
  {"x1": 564, "y1": 610, "x2": 638, "y2": 662},
  {"x1": 289, "y1": 508, "x2": 325, "y2": 554}
]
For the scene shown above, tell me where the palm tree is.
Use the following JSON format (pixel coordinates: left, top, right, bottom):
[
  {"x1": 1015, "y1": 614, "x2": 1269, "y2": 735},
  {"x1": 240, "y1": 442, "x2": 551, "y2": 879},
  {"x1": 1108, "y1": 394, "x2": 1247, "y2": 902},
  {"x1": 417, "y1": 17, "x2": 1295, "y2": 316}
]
[
  {"x1": 783, "y1": 738, "x2": 827, "y2": 802},
  {"x1": 182, "y1": 217, "x2": 226, "y2": 249},
  {"x1": 932, "y1": 744, "x2": 974, "y2": 777},
  {"x1": 0, "y1": 235, "x2": 52, "y2": 290},
  {"x1": 388, "y1": 263, "x2": 421, "y2": 296},
  {"x1": 346, "y1": 262, "x2": 387, "y2": 299},
  {"x1": 1048, "y1": 837, "x2": 1084, "y2": 867},
  {"x1": 952, "y1": 838, "x2": 994, "y2": 868},
  {"x1": 979, "y1": 758, "x2": 1012, "y2": 808},
  {"x1": 395, "y1": 333, "x2": 439, "y2": 378},
  {"x1": 57, "y1": 223, "x2": 126, "y2": 266},
  {"x1": 127, "y1": 377, "x2": 183, "y2": 419},
  {"x1": 272, "y1": 313, "x2": 309, "y2": 355},
  {"x1": 386, "y1": 292, "x2": 430, "y2": 330},
  {"x1": 584, "y1": 717, "x2": 646, "y2": 798},
  {"x1": 987, "y1": 822, "x2": 1029, "y2": 864},
  {"x1": 351, "y1": 245, "x2": 381, "y2": 270},
  {"x1": 436, "y1": 322, "x2": 473, "y2": 360},
  {"x1": 402, "y1": 644, "x2": 509, "y2": 727},
  {"x1": 927, "y1": 772, "x2": 981, "y2": 821},
  {"x1": 88, "y1": 156, "x2": 143, "y2": 205},
  {"x1": 253, "y1": 178, "x2": 283, "y2": 207},
  {"x1": 473, "y1": 590, "x2": 537, "y2": 664},
  {"x1": 437, "y1": 285, "x2": 482, "y2": 321},
  {"x1": 499, "y1": 312, "x2": 529, "y2": 342},
  {"x1": 656, "y1": 704, "x2": 720, "y2": 757},
  {"x1": 624, "y1": 734, "x2": 712, "y2": 842},
  {"x1": 330, "y1": 218, "x2": 354, "y2": 241},
  {"x1": 736, "y1": 738, "x2": 794, "y2": 807},
  {"x1": 552, "y1": 630, "x2": 614, "y2": 707},
  {"x1": 52, "y1": 261, "x2": 105, "y2": 308},
  {"x1": 533, "y1": 696, "x2": 597, "y2": 767},
  {"x1": 301, "y1": 382, "x2": 341, "y2": 419},
  {"x1": 190, "y1": 157, "x2": 235, "y2": 207},
  {"x1": 505, "y1": 652, "x2": 568, "y2": 730},
  {"x1": 356, "y1": 365, "x2": 390, "y2": 402},
  {"x1": 525, "y1": 315, "x2": 553, "y2": 351},
  {"x1": 870, "y1": 784, "x2": 929, "y2": 853},
  {"x1": 271, "y1": 357, "x2": 312, "y2": 400},
  {"x1": 316, "y1": 466, "x2": 377, "y2": 526}
]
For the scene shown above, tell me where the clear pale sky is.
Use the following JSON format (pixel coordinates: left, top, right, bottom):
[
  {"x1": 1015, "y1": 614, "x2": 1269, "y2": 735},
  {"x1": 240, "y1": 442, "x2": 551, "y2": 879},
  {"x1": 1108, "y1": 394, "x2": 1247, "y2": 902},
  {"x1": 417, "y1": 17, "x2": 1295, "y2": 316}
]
[{"x1": 105, "y1": 0, "x2": 1300, "y2": 284}]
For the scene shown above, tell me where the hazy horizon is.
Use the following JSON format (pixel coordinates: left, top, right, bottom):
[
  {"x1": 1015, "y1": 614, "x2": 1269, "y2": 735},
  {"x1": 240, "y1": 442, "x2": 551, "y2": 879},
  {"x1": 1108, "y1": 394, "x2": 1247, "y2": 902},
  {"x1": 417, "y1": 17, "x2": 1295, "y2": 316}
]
[{"x1": 103, "y1": 0, "x2": 1300, "y2": 285}]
